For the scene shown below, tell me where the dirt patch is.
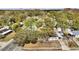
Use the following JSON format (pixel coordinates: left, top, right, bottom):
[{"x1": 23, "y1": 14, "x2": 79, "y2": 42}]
[{"x1": 23, "y1": 40, "x2": 62, "y2": 50}]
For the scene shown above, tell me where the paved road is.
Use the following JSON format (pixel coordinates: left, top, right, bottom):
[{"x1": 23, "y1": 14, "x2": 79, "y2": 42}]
[
  {"x1": 0, "y1": 39, "x2": 23, "y2": 51},
  {"x1": 5, "y1": 44, "x2": 22, "y2": 51}
]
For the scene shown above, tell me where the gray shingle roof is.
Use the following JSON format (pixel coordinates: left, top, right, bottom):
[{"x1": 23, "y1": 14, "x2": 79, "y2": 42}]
[{"x1": 72, "y1": 31, "x2": 79, "y2": 35}]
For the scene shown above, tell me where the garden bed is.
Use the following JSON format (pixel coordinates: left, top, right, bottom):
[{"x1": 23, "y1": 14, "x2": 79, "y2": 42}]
[{"x1": 23, "y1": 40, "x2": 62, "y2": 50}]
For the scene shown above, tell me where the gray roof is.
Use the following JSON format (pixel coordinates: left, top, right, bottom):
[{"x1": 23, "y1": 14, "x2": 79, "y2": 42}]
[{"x1": 72, "y1": 31, "x2": 79, "y2": 35}]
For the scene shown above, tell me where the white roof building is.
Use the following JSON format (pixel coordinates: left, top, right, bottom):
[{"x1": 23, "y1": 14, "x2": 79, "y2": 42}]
[
  {"x1": 0, "y1": 27, "x2": 12, "y2": 36},
  {"x1": 48, "y1": 37, "x2": 58, "y2": 41},
  {"x1": 65, "y1": 28, "x2": 73, "y2": 35}
]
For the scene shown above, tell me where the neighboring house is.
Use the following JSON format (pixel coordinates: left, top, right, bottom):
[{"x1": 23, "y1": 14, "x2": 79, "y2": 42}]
[
  {"x1": 65, "y1": 28, "x2": 73, "y2": 35},
  {"x1": 0, "y1": 26, "x2": 9, "y2": 31},
  {"x1": 48, "y1": 37, "x2": 58, "y2": 42},
  {"x1": 56, "y1": 27, "x2": 64, "y2": 39},
  {"x1": 1, "y1": 30, "x2": 12, "y2": 35},
  {"x1": 71, "y1": 31, "x2": 79, "y2": 38},
  {"x1": 0, "y1": 27, "x2": 12, "y2": 36},
  {"x1": 56, "y1": 32, "x2": 63, "y2": 39}
]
